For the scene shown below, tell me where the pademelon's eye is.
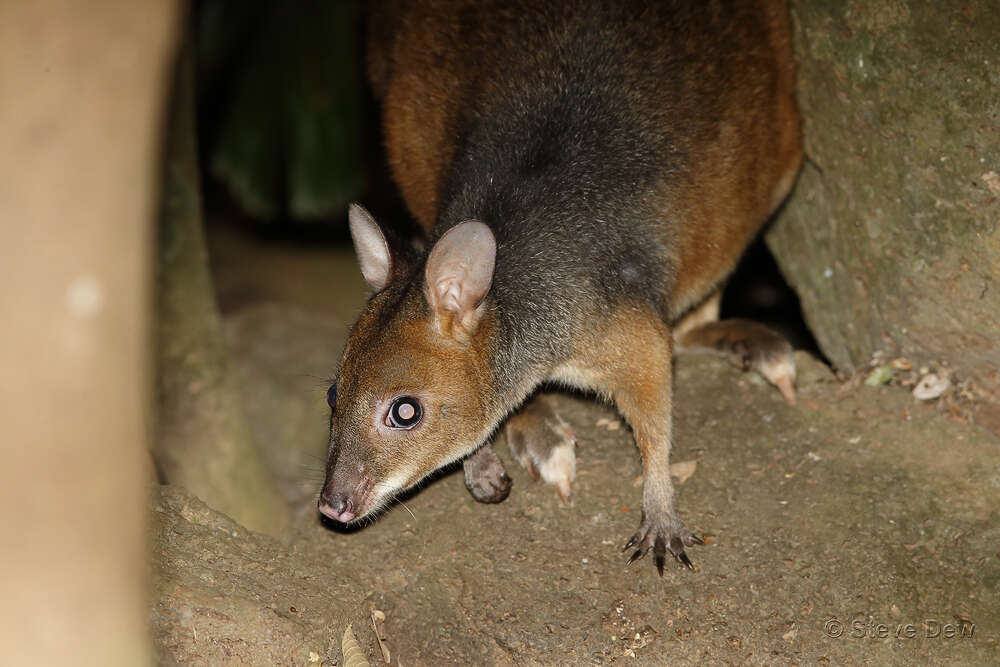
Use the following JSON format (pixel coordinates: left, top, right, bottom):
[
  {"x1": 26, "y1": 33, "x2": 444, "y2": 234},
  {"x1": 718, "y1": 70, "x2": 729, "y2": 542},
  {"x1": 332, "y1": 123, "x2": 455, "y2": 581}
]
[
  {"x1": 386, "y1": 396, "x2": 422, "y2": 429},
  {"x1": 326, "y1": 383, "x2": 337, "y2": 409}
]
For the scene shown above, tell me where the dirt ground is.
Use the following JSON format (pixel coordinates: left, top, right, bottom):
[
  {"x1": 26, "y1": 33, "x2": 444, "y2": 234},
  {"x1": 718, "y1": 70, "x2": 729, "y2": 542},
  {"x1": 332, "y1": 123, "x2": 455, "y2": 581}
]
[{"x1": 151, "y1": 222, "x2": 1000, "y2": 665}]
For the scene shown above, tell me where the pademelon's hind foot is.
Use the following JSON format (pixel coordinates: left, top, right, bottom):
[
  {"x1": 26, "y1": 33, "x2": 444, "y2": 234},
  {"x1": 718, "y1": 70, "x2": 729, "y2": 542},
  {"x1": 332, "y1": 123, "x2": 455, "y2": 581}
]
[
  {"x1": 623, "y1": 509, "x2": 705, "y2": 575},
  {"x1": 676, "y1": 318, "x2": 797, "y2": 404}
]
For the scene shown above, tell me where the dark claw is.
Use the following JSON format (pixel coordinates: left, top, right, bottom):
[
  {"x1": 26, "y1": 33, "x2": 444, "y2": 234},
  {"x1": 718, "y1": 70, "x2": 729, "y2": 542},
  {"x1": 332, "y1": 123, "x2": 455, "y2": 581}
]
[
  {"x1": 653, "y1": 536, "x2": 667, "y2": 576},
  {"x1": 626, "y1": 549, "x2": 645, "y2": 565},
  {"x1": 622, "y1": 526, "x2": 703, "y2": 573},
  {"x1": 497, "y1": 474, "x2": 513, "y2": 491},
  {"x1": 668, "y1": 536, "x2": 696, "y2": 570},
  {"x1": 653, "y1": 536, "x2": 666, "y2": 557},
  {"x1": 734, "y1": 340, "x2": 752, "y2": 370}
]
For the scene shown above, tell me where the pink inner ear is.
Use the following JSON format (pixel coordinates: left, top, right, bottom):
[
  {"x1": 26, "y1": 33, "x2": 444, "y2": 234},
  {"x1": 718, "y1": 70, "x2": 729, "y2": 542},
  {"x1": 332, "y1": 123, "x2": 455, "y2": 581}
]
[
  {"x1": 348, "y1": 203, "x2": 391, "y2": 290},
  {"x1": 425, "y1": 220, "x2": 496, "y2": 318},
  {"x1": 433, "y1": 274, "x2": 465, "y2": 313}
]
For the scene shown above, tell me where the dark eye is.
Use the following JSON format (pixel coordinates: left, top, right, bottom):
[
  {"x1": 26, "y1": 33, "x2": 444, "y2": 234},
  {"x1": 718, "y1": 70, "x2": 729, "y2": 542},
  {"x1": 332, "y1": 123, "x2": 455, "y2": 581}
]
[
  {"x1": 326, "y1": 383, "x2": 338, "y2": 408},
  {"x1": 386, "y1": 396, "x2": 422, "y2": 429}
]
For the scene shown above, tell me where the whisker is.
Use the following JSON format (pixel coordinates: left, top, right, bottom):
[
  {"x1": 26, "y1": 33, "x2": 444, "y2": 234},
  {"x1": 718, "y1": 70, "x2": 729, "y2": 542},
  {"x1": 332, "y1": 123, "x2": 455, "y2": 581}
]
[{"x1": 396, "y1": 498, "x2": 417, "y2": 521}]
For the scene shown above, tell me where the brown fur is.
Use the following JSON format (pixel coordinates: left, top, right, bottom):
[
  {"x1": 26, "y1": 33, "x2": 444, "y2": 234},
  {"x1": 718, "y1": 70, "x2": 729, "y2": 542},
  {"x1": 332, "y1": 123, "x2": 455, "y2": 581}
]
[
  {"x1": 323, "y1": 0, "x2": 802, "y2": 571},
  {"x1": 551, "y1": 306, "x2": 673, "y2": 471},
  {"x1": 663, "y1": 1, "x2": 802, "y2": 316},
  {"x1": 371, "y1": 0, "x2": 802, "y2": 313},
  {"x1": 330, "y1": 291, "x2": 501, "y2": 511}
]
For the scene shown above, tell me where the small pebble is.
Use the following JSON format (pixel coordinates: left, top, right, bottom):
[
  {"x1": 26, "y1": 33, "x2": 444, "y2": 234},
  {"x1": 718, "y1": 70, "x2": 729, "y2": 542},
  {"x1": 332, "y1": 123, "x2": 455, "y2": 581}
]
[{"x1": 889, "y1": 358, "x2": 911, "y2": 371}]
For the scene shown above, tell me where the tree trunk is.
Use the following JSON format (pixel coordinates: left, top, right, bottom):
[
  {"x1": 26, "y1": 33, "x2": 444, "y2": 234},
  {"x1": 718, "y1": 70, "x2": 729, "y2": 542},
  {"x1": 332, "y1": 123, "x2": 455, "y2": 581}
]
[{"x1": 0, "y1": 1, "x2": 181, "y2": 664}]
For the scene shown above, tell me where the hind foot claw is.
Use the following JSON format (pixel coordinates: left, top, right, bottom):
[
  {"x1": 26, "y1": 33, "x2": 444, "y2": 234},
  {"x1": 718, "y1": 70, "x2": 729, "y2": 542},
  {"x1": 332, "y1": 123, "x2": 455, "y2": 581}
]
[{"x1": 623, "y1": 518, "x2": 704, "y2": 575}]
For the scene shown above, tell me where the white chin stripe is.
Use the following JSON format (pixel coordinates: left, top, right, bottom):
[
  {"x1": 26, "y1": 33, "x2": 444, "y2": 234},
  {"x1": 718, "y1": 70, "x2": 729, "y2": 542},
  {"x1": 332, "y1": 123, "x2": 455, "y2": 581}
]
[{"x1": 379, "y1": 471, "x2": 411, "y2": 497}]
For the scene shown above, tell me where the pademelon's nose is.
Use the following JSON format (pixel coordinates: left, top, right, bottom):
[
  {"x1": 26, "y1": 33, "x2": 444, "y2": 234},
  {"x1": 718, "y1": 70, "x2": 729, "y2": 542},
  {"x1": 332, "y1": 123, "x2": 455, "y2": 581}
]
[{"x1": 318, "y1": 492, "x2": 356, "y2": 523}]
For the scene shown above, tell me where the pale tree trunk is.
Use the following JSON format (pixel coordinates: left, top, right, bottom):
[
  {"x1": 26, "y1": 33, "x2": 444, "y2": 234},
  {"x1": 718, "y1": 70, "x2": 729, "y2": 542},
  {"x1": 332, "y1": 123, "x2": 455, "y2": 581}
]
[{"x1": 0, "y1": 1, "x2": 181, "y2": 664}]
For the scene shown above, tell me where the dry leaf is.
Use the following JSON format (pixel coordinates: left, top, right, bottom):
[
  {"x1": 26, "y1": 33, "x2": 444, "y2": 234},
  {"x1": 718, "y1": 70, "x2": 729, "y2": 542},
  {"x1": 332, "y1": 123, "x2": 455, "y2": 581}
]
[
  {"x1": 670, "y1": 460, "x2": 697, "y2": 484},
  {"x1": 913, "y1": 373, "x2": 950, "y2": 400},
  {"x1": 596, "y1": 417, "x2": 621, "y2": 431},
  {"x1": 982, "y1": 171, "x2": 1000, "y2": 196},
  {"x1": 342, "y1": 623, "x2": 371, "y2": 667}
]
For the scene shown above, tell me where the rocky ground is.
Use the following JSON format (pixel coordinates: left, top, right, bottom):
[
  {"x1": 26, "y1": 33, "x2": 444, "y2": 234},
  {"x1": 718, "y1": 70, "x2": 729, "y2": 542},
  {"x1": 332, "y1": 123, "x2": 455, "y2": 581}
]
[{"x1": 151, "y1": 222, "x2": 999, "y2": 665}]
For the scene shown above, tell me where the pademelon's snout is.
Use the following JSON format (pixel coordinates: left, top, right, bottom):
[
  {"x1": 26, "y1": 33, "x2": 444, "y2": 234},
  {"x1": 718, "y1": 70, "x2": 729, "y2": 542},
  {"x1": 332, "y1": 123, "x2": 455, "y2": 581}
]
[
  {"x1": 317, "y1": 490, "x2": 357, "y2": 523},
  {"x1": 317, "y1": 466, "x2": 376, "y2": 525}
]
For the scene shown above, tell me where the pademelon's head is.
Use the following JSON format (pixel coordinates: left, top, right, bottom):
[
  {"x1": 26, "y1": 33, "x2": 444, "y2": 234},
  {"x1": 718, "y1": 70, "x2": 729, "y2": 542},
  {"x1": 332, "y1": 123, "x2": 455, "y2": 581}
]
[{"x1": 318, "y1": 204, "x2": 501, "y2": 523}]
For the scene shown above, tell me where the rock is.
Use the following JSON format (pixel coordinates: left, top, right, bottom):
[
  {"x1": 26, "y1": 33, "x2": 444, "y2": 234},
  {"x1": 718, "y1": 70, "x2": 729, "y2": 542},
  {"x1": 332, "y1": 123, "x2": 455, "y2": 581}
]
[{"x1": 768, "y1": 0, "x2": 999, "y2": 415}]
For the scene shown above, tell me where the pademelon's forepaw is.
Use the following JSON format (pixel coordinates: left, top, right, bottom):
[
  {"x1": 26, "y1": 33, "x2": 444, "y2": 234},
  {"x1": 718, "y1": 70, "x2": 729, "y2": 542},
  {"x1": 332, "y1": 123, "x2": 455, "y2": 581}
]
[
  {"x1": 466, "y1": 469, "x2": 512, "y2": 503},
  {"x1": 506, "y1": 396, "x2": 577, "y2": 504},
  {"x1": 623, "y1": 517, "x2": 703, "y2": 575}
]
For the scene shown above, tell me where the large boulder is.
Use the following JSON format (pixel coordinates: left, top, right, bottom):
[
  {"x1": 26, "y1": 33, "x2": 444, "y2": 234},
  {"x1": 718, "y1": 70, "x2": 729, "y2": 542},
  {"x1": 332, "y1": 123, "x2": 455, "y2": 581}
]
[{"x1": 769, "y1": 1, "x2": 999, "y2": 417}]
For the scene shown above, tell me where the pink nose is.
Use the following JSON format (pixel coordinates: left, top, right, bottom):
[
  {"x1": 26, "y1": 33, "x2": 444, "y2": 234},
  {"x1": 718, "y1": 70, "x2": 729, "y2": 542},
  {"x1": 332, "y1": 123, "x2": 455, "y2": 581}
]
[{"x1": 318, "y1": 493, "x2": 356, "y2": 523}]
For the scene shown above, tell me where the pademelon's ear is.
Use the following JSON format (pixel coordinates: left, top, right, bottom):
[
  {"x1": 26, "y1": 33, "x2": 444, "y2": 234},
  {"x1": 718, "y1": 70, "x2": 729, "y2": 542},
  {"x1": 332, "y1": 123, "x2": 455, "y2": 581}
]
[
  {"x1": 348, "y1": 203, "x2": 391, "y2": 290},
  {"x1": 424, "y1": 220, "x2": 496, "y2": 336}
]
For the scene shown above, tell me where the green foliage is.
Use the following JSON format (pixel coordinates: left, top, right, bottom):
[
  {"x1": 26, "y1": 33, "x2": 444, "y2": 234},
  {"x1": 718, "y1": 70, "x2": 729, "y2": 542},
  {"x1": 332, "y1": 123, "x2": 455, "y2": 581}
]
[{"x1": 199, "y1": 0, "x2": 365, "y2": 221}]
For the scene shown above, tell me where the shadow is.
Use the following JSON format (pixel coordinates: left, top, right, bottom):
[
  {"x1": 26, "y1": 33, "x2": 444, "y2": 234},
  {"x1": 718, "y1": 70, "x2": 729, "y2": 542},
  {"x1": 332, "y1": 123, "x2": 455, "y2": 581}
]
[{"x1": 721, "y1": 236, "x2": 827, "y2": 363}]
